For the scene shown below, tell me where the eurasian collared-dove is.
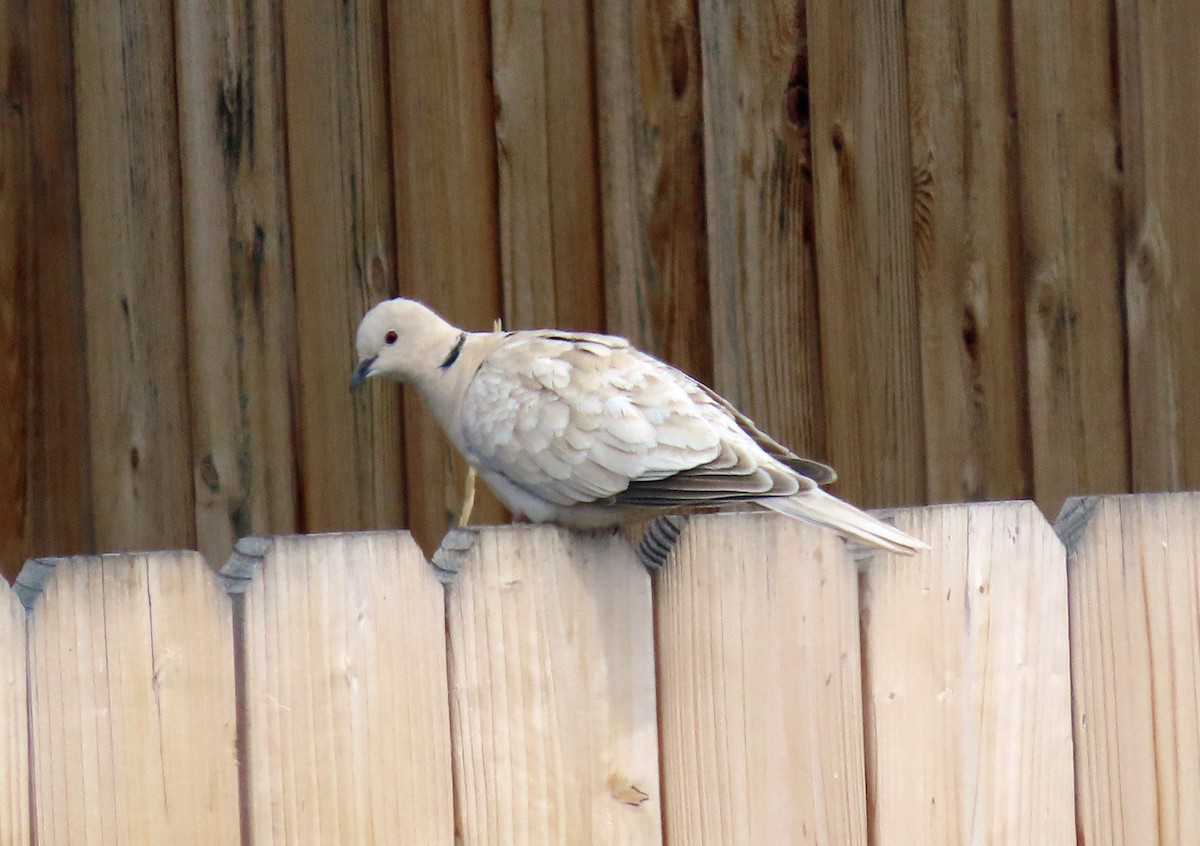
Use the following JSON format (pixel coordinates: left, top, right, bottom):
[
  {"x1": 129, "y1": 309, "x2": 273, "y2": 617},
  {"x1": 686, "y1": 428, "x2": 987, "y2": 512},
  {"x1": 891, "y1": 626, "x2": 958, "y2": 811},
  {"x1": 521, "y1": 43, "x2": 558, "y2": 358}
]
[{"x1": 351, "y1": 298, "x2": 927, "y2": 555}]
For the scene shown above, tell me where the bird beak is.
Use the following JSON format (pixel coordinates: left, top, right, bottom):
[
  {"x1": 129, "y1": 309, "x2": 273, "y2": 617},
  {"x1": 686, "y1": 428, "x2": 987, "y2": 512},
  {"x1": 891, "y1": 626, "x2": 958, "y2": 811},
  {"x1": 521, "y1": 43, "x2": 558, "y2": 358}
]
[{"x1": 349, "y1": 356, "x2": 377, "y2": 393}]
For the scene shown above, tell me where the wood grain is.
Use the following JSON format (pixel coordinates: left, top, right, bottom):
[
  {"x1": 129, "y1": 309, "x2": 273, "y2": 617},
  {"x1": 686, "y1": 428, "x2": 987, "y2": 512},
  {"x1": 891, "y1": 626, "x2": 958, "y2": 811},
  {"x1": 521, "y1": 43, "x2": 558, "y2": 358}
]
[
  {"x1": 282, "y1": 0, "x2": 404, "y2": 534},
  {"x1": 655, "y1": 512, "x2": 868, "y2": 845},
  {"x1": 490, "y1": 0, "x2": 605, "y2": 333},
  {"x1": 1, "y1": 579, "x2": 29, "y2": 844},
  {"x1": 1117, "y1": 0, "x2": 1200, "y2": 493},
  {"x1": 806, "y1": 0, "x2": 926, "y2": 506},
  {"x1": 447, "y1": 525, "x2": 661, "y2": 844},
  {"x1": 1062, "y1": 493, "x2": 1200, "y2": 845},
  {"x1": 1010, "y1": 0, "x2": 1127, "y2": 516},
  {"x1": 231, "y1": 531, "x2": 453, "y2": 844},
  {"x1": 594, "y1": 0, "x2": 711, "y2": 385},
  {"x1": 905, "y1": 0, "x2": 1030, "y2": 503},
  {"x1": 23, "y1": 551, "x2": 240, "y2": 844},
  {"x1": 698, "y1": 0, "x2": 824, "y2": 457},
  {"x1": 386, "y1": 0, "x2": 507, "y2": 552},
  {"x1": 860, "y1": 503, "x2": 1075, "y2": 843},
  {"x1": 175, "y1": 0, "x2": 299, "y2": 567}
]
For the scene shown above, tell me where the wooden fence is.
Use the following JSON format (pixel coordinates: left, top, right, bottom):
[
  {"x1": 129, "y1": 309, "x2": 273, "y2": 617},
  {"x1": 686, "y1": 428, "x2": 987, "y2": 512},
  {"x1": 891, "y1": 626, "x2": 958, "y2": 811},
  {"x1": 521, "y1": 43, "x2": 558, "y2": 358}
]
[
  {"x1": 3, "y1": 493, "x2": 1198, "y2": 844},
  {"x1": 3, "y1": 0, "x2": 1200, "y2": 582}
]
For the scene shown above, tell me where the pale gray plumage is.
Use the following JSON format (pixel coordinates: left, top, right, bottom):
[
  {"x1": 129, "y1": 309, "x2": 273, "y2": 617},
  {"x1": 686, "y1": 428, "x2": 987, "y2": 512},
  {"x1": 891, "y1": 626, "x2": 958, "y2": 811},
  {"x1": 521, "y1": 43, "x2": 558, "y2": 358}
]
[{"x1": 351, "y1": 298, "x2": 928, "y2": 555}]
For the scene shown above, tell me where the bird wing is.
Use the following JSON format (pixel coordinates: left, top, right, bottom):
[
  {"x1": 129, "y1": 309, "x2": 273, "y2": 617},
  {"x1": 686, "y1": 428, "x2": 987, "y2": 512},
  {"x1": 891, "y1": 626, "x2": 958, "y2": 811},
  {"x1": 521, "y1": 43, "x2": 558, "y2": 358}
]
[{"x1": 458, "y1": 331, "x2": 813, "y2": 508}]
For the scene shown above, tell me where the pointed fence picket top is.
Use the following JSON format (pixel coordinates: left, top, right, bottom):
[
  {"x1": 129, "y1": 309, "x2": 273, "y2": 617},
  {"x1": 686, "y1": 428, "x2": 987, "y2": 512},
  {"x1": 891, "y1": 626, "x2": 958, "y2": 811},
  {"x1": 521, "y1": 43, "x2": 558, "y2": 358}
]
[
  {"x1": 1, "y1": 579, "x2": 28, "y2": 846},
  {"x1": 19, "y1": 551, "x2": 240, "y2": 845},
  {"x1": 1059, "y1": 493, "x2": 1200, "y2": 846}
]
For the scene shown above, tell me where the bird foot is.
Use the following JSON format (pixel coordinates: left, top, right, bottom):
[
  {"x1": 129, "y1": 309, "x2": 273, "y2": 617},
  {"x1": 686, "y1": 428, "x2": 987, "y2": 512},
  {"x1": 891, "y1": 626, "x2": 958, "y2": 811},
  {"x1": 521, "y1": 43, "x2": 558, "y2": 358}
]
[
  {"x1": 430, "y1": 526, "x2": 479, "y2": 584},
  {"x1": 636, "y1": 515, "x2": 688, "y2": 572}
]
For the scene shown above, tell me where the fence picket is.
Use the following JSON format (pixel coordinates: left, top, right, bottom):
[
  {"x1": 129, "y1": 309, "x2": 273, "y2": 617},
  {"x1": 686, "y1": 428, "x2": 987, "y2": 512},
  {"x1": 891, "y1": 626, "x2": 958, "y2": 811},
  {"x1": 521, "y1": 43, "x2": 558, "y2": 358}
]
[{"x1": 1, "y1": 580, "x2": 28, "y2": 845}]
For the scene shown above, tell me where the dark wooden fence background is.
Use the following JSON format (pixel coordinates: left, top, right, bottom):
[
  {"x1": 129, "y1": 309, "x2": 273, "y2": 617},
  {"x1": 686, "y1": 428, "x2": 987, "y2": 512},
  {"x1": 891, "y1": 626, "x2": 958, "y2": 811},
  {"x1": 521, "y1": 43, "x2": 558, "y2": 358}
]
[{"x1": 1, "y1": 0, "x2": 1197, "y2": 579}]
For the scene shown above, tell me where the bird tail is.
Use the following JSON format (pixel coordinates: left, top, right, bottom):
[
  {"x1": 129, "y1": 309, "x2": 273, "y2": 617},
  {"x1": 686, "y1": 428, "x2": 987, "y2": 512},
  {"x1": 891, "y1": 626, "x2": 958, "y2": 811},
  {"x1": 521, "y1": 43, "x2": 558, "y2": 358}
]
[{"x1": 758, "y1": 489, "x2": 929, "y2": 555}]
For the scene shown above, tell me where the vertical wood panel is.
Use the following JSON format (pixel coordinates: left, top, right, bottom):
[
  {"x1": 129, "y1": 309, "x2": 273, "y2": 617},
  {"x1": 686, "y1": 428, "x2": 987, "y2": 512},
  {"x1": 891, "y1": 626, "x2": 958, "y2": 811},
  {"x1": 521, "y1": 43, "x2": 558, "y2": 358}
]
[
  {"x1": 73, "y1": 0, "x2": 194, "y2": 552},
  {"x1": 594, "y1": 0, "x2": 711, "y2": 385},
  {"x1": 283, "y1": 0, "x2": 404, "y2": 534},
  {"x1": 176, "y1": 0, "x2": 299, "y2": 566},
  {"x1": 448, "y1": 526, "x2": 662, "y2": 844},
  {"x1": 699, "y1": 0, "x2": 824, "y2": 456},
  {"x1": 1061, "y1": 494, "x2": 1200, "y2": 846},
  {"x1": 1117, "y1": 0, "x2": 1200, "y2": 493},
  {"x1": 806, "y1": 0, "x2": 926, "y2": 507},
  {"x1": 23, "y1": 552, "x2": 240, "y2": 844},
  {"x1": 1010, "y1": 0, "x2": 1126, "y2": 515},
  {"x1": 905, "y1": 0, "x2": 1030, "y2": 503},
  {"x1": 1, "y1": 581, "x2": 29, "y2": 845},
  {"x1": 861, "y1": 503, "x2": 1075, "y2": 843},
  {"x1": 387, "y1": 0, "x2": 507, "y2": 551},
  {"x1": 655, "y1": 513, "x2": 868, "y2": 845},
  {"x1": 230, "y1": 532, "x2": 453, "y2": 844},
  {"x1": 490, "y1": 0, "x2": 605, "y2": 332}
]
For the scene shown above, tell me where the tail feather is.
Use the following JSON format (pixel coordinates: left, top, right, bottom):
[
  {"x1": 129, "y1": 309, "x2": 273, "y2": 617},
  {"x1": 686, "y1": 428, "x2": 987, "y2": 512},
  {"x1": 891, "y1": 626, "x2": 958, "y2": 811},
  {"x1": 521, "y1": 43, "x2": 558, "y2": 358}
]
[{"x1": 758, "y1": 489, "x2": 929, "y2": 555}]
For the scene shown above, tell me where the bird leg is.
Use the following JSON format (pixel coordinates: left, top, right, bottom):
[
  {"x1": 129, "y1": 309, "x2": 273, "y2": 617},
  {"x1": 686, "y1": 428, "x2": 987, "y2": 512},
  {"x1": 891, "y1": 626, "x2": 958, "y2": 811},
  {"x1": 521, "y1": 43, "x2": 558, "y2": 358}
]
[{"x1": 635, "y1": 514, "x2": 688, "y2": 571}]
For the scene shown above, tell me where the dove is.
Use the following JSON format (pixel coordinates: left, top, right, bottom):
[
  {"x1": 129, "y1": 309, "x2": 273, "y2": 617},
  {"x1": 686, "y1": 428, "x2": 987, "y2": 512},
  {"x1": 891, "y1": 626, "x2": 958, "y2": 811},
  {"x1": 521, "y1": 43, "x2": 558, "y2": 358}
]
[{"x1": 351, "y1": 298, "x2": 928, "y2": 554}]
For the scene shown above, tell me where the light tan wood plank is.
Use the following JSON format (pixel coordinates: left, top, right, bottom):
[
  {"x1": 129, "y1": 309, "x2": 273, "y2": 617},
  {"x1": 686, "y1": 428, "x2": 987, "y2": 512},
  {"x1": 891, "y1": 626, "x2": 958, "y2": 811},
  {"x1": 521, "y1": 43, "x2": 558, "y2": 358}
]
[
  {"x1": 595, "y1": 0, "x2": 711, "y2": 385},
  {"x1": 905, "y1": 0, "x2": 1030, "y2": 503},
  {"x1": 1060, "y1": 493, "x2": 1200, "y2": 845},
  {"x1": 861, "y1": 502, "x2": 1074, "y2": 843},
  {"x1": 230, "y1": 532, "x2": 453, "y2": 844},
  {"x1": 1117, "y1": 0, "x2": 1200, "y2": 492},
  {"x1": 282, "y1": 0, "x2": 404, "y2": 533},
  {"x1": 490, "y1": 0, "x2": 605, "y2": 332},
  {"x1": 73, "y1": 0, "x2": 195, "y2": 552},
  {"x1": 448, "y1": 525, "x2": 661, "y2": 844},
  {"x1": 23, "y1": 552, "x2": 240, "y2": 845},
  {"x1": 176, "y1": 0, "x2": 299, "y2": 566},
  {"x1": 1, "y1": 580, "x2": 29, "y2": 844},
  {"x1": 698, "y1": 0, "x2": 824, "y2": 457},
  {"x1": 386, "y1": 0, "x2": 507, "y2": 552},
  {"x1": 806, "y1": 0, "x2": 926, "y2": 505},
  {"x1": 1010, "y1": 0, "x2": 1126, "y2": 515},
  {"x1": 655, "y1": 512, "x2": 867, "y2": 845}
]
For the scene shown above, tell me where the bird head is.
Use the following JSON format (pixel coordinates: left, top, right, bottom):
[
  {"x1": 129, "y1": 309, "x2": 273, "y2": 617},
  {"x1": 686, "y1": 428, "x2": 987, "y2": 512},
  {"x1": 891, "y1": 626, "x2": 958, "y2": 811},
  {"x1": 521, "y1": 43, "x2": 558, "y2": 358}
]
[{"x1": 350, "y1": 298, "x2": 460, "y2": 391}]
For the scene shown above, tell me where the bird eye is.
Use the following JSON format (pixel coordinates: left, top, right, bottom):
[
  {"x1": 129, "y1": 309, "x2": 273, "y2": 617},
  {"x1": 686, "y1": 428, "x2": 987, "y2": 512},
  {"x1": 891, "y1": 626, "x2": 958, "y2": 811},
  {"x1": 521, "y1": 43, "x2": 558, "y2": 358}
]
[{"x1": 385, "y1": 330, "x2": 398, "y2": 346}]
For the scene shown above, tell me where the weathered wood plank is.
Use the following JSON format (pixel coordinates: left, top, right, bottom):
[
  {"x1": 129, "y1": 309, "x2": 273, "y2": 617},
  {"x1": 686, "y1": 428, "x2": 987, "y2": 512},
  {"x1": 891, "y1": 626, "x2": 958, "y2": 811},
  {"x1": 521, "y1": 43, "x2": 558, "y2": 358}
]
[
  {"x1": 282, "y1": 0, "x2": 404, "y2": 534},
  {"x1": 1117, "y1": 0, "x2": 1200, "y2": 493},
  {"x1": 175, "y1": 0, "x2": 299, "y2": 566},
  {"x1": 24, "y1": 552, "x2": 240, "y2": 844},
  {"x1": 73, "y1": 0, "x2": 195, "y2": 552},
  {"x1": 905, "y1": 0, "x2": 1030, "y2": 503},
  {"x1": 490, "y1": 0, "x2": 605, "y2": 332},
  {"x1": 1061, "y1": 493, "x2": 1200, "y2": 846},
  {"x1": 1010, "y1": 0, "x2": 1126, "y2": 515},
  {"x1": 448, "y1": 526, "x2": 661, "y2": 844},
  {"x1": 386, "y1": 0, "x2": 507, "y2": 551},
  {"x1": 806, "y1": 0, "x2": 926, "y2": 506},
  {"x1": 595, "y1": 0, "x2": 711, "y2": 385},
  {"x1": 231, "y1": 532, "x2": 453, "y2": 844},
  {"x1": 1, "y1": 580, "x2": 29, "y2": 844},
  {"x1": 860, "y1": 502, "x2": 1075, "y2": 843},
  {"x1": 655, "y1": 512, "x2": 867, "y2": 845},
  {"x1": 699, "y1": 0, "x2": 824, "y2": 457}
]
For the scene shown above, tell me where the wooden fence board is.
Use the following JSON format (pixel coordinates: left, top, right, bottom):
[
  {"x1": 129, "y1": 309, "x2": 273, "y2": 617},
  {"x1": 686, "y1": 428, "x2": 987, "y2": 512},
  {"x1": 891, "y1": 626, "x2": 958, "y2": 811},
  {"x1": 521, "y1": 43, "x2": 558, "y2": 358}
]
[
  {"x1": 447, "y1": 526, "x2": 662, "y2": 844},
  {"x1": 806, "y1": 0, "x2": 926, "y2": 507},
  {"x1": 175, "y1": 0, "x2": 299, "y2": 566},
  {"x1": 594, "y1": 0, "x2": 711, "y2": 385},
  {"x1": 1010, "y1": 0, "x2": 1126, "y2": 516},
  {"x1": 490, "y1": 0, "x2": 605, "y2": 333},
  {"x1": 655, "y1": 513, "x2": 867, "y2": 845},
  {"x1": 23, "y1": 552, "x2": 240, "y2": 845},
  {"x1": 1060, "y1": 493, "x2": 1200, "y2": 846},
  {"x1": 904, "y1": 0, "x2": 1030, "y2": 503},
  {"x1": 231, "y1": 532, "x2": 453, "y2": 844},
  {"x1": 699, "y1": 0, "x2": 825, "y2": 457},
  {"x1": 1117, "y1": 0, "x2": 1200, "y2": 493},
  {"x1": 386, "y1": 0, "x2": 507, "y2": 550},
  {"x1": 282, "y1": 0, "x2": 404, "y2": 534},
  {"x1": 1, "y1": 581, "x2": 28, "y2": 845},
  {"x1": 860, "y1": 502, "x2": 1074, "y2": 843},
  {"x1": 73, "y1": 0, "x2": 195, "y2": 553}
]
